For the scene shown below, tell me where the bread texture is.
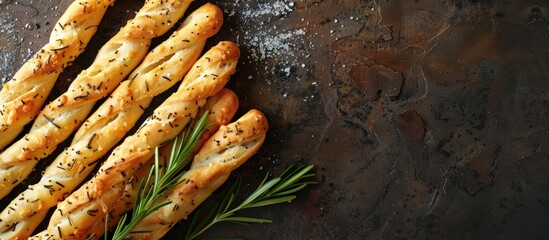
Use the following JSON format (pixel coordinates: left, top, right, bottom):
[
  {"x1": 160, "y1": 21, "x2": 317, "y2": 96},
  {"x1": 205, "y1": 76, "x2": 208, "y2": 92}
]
[
  {"x1": 0, "y1": 0, "x2": 114, "y2": 150},
  {"x1": 83, "y1": 88, "x2": 239, "y2": 239},
  {"x1": 0, "y1": 0, "x2": 196, "y2": 200},
  {"x1": 35, "y1": 41, "x2": 240, "y2": 240},
  {"x1": 130, "y1": 109, "x2": 269, "y2": 240},
  {"x1": 0, "y1": 4, "x2": 222, "y2": 239}
]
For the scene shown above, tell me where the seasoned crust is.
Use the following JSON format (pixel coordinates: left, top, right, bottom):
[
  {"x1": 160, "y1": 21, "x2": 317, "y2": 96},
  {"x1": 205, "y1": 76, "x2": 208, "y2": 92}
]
[
  {"x1": 75, "y1": 3, "x2": 224, "y2": 142},
  {"x1": 194, "y1": 88, "x2": 241, "y2": 151},
  {"x1": 0, "y1": 2, "x2": 225, "y2": 240},
  {"x1": 39, "y1": 41, "x2": 240, "y2": 240},
  {"x1": 130, "y1": 109, "x2": 268, "y2": 239},
  {"x1": 86, "y1": 88, "x2": 240, "y2": 238},
  {"x1": 0, "y1": 0, "x2": 197, "y2": 201},
  {"x1": 0, "y1": 0, "x2": 115, "y2": 150}
]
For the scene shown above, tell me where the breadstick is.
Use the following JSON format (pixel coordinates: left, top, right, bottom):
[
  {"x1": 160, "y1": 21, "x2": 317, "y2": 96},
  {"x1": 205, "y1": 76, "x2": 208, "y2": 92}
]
[
  {"x1": 30, "y1": 88, "x2": 238, "y2": 240},
  {"x1": 130, "y1": 109, "x2": 268, "y2": 240},
  {"x1": 84, "y1": 88, "x2": 239, "y2": 239},
  {"x1": 0, "y1": 4, "x2": 223, "y2": 239},
  {"x1": 36, "y1": 41, "x2": 240, "y2": 240},
  {"x1": 0, "y1": 0, "x2": 196, "y2": 200},
  {"x1": 0, "y1": 0, "x2": 114, "y2": 150}
]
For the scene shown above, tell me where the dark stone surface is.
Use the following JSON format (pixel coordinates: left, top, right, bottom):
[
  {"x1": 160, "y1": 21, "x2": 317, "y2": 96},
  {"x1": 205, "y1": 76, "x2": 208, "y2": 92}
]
[{"x1": 1, "y1": 0, "x2": 549, "y2": 239}]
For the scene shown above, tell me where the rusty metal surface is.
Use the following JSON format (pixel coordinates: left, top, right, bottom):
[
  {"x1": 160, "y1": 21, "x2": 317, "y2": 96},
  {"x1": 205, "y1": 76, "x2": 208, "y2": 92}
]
[{"x1": 1, "y1": 0, "x2": 549, "y2": 239}]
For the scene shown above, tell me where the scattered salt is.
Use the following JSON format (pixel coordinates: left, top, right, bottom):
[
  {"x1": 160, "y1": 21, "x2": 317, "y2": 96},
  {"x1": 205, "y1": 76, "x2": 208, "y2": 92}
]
[
  {"x1": 283, "y1": 67, "x2": 291, "y2": 76},
  {"x1": 0, "y1": 13, "x2": 18, "y2": 82},
  {"x1": 221, "y1": 0, "x2": 306, "y2": 74}
]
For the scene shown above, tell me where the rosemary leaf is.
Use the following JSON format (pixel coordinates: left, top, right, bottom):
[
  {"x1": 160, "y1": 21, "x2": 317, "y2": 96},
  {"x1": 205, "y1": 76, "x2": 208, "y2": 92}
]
[
  {"x1": 238, "y1": 178, "x2": 280, "y2": 208},
  {"x1": 269, "y1": 165, "x2": 315, "y2": 196},
  {"x1": 108, "y1": 111, "x2": 210, "y2": 240},
  {"x1": 220, "y1": 178, "x2": 240, "y2": 214},
  {"x1": 271, "y1": 184, "x2": 309, "y2": 197},
  {"x1": 245, "y1": 195, "x2": 296, "y2": 208},
  {"x1": 223, "y1": 217, "x2": 272, "y2": 223},
  {"x1": 184, "y1": 164, "x2": 316, "y2": 240}
]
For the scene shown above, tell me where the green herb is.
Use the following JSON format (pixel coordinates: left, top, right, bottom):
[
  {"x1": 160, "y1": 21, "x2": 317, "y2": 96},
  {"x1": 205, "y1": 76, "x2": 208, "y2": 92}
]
[
  {"x1": 109, "y1": 111, "x2": 210, "y2": 240},
  {"x1": 184, "y1": 164, "x2": 316, "y2": 240}
]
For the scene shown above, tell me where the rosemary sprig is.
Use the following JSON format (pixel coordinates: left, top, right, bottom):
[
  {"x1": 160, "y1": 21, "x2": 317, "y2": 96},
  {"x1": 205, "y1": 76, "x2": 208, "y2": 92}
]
[
  {"x1": 109, "y1": 111, "x2": 210, "y2": 240},
  {"x1": 184, "y1": 164, "x2": 316, "y2": 240}
]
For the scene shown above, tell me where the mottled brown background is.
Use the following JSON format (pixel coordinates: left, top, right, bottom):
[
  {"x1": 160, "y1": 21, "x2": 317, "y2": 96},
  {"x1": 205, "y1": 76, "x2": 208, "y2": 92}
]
[{"x1": 1, "y1": 0, "x2": 549, "y2": 239}]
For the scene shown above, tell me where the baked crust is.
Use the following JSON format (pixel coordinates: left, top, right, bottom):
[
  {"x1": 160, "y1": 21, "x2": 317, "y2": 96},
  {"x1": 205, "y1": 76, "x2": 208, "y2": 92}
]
[
  {"x1": 130, "y1": 109, "x2": 269, "y2": 240},
  {"x1": 0, "y1": 0, "x2": 196, "y2": 200},
  {"x1": 36, "y1": 41, "x2": 240, "y2": 240},
  {"x1": 0, "y1": 3, "x2": 222, "y2": 239},
  {"x1": 0, "y1": 0, "x2": 115, "y2": 150},
  {"x1": 85, "y1": 88, "x2": 239, "y2": 239}
]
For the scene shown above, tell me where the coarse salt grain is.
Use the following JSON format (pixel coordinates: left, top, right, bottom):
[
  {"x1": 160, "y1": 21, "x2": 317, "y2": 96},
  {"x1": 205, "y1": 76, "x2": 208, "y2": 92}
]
[{"x1": 222, "y1": 1, "x2": 306, "y2": 64}]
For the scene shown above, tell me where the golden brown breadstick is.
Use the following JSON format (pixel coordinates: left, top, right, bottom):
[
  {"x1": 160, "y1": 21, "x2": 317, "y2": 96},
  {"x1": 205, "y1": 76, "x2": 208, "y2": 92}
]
[
  {"x1": 0, "y1": 0, "x2": 114, "y2": 150},
  {"x1": 0, "y1": 0, "x2": 195, "y2": 200},
  {"x1": 36, "y1": 41, "x2": 239, "y2": 240},
  {"x1": 0, "y1": 4, "x2": 223, "y2": 238},
  {"x1": 130, "y1": 109, "x2": 268, "y2": 240},
  {"x1": 86, "y1": 88, "x2": 239, "y2": 238}
]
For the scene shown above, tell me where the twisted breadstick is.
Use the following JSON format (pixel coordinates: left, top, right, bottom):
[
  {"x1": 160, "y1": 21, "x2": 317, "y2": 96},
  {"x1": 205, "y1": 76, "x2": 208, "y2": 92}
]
[
  {"x1": 82, "y1": 88, "x2": 239, "y2": 239},
  {"x1": 130, "y1": 109, "x2": 268, "y2": 240},
  {"x1": 0, "y1": 0, "x2": 195, "y2": 200},
  {"x1": 36, "y1": 41, "x2": 239, "y2": 240},
  {"x1": 0, "y1": 0, "x2": 114, "y2": 150},
  {"x1": 0, "y1": 4, "x2": 222, "y2": 238},
  {"x1": 30, "y1": 88, "x2": 237, "y2": 240}
]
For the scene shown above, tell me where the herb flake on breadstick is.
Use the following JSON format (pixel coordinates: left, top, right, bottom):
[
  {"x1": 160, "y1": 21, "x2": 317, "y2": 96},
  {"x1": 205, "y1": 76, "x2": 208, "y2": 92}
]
[
  {"x1": 110, "y1": 111, "x2": 210, "y2": 240},
  {"x1": 127, "y1": 109, "x2": 269, "y2": 239},
  {"x1": 0, "y1": 4, "x2": 224, "y2": 238},
  {"x1": 38, "y1": 41, "x2": 239, "y2": 240},
  {"x1": 94, "y1": 88, "x2": 239, "y2": 237},
  {"x1": 0, "y1": 0, "x2": 114, "y2": 150},
  {"x1": 0, "y1": 0, "x2": 197, "y2": 200}
]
